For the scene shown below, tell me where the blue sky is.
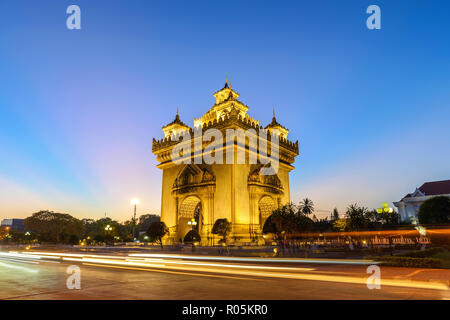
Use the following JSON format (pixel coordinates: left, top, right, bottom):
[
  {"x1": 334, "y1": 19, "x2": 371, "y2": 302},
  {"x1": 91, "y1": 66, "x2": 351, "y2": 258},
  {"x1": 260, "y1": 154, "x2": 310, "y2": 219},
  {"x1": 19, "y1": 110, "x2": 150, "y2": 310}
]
[{"x1": 1, "y1": 0, "x2": 449, "y2": 221}]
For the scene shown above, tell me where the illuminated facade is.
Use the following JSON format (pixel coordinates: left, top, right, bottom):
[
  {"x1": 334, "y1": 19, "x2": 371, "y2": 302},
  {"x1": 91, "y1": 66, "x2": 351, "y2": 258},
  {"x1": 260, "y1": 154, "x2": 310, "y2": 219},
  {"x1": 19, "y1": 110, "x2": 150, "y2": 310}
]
[
  {"x1": 394, "y1": 179, "x2": 450, "y2": 222},
  {"x1": 152, "y1": 81, "x2": 299, "y2": 245}
]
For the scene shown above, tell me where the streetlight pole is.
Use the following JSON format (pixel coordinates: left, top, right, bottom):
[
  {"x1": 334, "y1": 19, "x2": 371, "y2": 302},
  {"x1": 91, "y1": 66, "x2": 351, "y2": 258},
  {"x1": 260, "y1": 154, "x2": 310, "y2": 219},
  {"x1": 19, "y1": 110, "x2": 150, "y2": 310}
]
[
  {"x1": 131, "y1": 199, "x2": 139, "y2": 240},
  {"x1": 188, "y1": 218, "x2": 197, "y2": 231},
  {"x1": 377, "y1": 202, "x2": 394, "y2": 254},
  {"x1": 104, "y1": 225, "x2": 112, "y2": 245},
  {"x1": 25, "y1": 231, "x2": 31, "y2": 245},
  {"x1": 187, "y1": 218, "x2": 198, "y2": 250},
  {"x1": 133, "y1": 203, "x2": 137, "y2": 238}
]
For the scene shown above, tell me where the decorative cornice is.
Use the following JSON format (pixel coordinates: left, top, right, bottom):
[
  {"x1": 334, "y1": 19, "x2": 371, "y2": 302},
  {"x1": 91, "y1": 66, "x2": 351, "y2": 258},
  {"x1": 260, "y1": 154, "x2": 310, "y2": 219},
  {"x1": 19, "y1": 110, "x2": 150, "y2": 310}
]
[{"x1": 152, "y1": 112, "x2": 299, "y2": 154}]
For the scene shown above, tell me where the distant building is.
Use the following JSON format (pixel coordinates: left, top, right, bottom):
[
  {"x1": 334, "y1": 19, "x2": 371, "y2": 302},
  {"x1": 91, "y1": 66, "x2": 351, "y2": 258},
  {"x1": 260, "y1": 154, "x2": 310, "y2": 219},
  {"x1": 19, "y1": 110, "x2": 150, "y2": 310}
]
[
  {"x1": 1, "y1": 218, "x2": 25, "y2": 231},
  {"x1": 394, "y1": 179, "x2": 450, "y2": 222}
]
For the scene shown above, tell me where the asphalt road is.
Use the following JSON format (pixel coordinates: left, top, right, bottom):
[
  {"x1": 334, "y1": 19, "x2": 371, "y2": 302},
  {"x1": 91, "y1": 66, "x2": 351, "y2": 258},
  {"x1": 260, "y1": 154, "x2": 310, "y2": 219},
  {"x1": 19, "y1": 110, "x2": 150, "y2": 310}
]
[{"x1": 0, "y1": 250, "x2": 449, "y2": 300}]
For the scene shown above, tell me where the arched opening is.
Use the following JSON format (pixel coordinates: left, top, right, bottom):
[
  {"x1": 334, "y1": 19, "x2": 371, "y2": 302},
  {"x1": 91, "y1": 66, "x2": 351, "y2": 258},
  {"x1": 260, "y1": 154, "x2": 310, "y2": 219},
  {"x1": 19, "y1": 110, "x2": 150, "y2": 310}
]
[
  {"x1": 178, "y1": 195, "x2": 202, "y2": 242},
  {"x1": 259, "y1": 195, "x2": 276, "y2": 228}
]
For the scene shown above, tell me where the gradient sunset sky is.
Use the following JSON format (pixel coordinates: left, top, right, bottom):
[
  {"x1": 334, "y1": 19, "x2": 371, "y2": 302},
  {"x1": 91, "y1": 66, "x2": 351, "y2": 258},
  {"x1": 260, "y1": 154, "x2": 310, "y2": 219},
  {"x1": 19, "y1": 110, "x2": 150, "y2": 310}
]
[{"x1": 1, "y1": 0, "x2": 449, "y2": 222}]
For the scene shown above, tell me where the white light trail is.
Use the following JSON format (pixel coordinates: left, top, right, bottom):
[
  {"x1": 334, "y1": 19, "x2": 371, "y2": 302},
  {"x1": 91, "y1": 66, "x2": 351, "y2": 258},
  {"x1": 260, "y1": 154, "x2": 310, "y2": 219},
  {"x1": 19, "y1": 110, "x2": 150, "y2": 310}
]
[
  {"x1": 0, "y1": 261, "x2": 39, "y2": 273},
  {"x1": 128, "y1": 253, "x2": 379, "y2": 265},
  {"x1": 3, "y1": 250, "x2": 447, "y2": 291}
]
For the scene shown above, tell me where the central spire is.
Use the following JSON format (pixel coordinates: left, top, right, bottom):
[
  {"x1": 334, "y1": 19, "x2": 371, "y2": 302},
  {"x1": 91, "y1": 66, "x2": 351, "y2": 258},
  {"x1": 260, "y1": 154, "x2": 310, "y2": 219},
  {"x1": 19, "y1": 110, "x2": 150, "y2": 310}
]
[
  {"x1": 213, "y1": 79, "x2": 239, "y2": 104},
  {"x1": 174, "y1": 105, "x2": 180, "y2": 121}
]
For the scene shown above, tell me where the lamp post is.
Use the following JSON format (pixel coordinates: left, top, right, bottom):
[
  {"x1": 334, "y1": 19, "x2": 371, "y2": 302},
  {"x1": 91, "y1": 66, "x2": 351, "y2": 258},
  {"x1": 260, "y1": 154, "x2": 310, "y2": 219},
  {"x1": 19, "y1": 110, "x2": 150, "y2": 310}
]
[
  {"x1": 131, "y1": 198, "x2": 139, "y2": 240},
  {"x1": 104, "y1": 224, "x2": 112, "y2": 243},
  {"x1": 187, "y1": 218, "x2": 197, "y2": 231},
  {"x1": 376, "y1": 202, "x2": 394, "y2": 225},
  {"x1": 377, "y1": 202, "x2": 393, "y2": 215},
  {"x1": 377, "y1": 202, "x2": 394, "y2": 254},
  {"x1": 187, "y1": 218, "x2": 198, "y2": 250},
  {"x1": 25, "y1": 231, "x2": 31, "y2": 245}
]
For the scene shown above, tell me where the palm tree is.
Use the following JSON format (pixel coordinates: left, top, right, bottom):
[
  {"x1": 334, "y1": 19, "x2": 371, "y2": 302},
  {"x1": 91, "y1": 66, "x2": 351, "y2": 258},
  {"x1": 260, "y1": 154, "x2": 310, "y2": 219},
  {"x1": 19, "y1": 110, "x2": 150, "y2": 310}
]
[
  {"x1": 332, "y1": 207, "x2": 339, "y2": 220},
  {"x1": 299, "y1": 198, "x2": 314, "y2": 215}
]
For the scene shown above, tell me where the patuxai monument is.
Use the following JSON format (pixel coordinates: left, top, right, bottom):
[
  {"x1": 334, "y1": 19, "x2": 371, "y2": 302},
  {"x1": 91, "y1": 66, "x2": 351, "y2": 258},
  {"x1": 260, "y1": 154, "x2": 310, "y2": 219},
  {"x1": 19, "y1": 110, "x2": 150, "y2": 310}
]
[{"x1": 152, "y1": 81, "x2": 299, "y2": 245}]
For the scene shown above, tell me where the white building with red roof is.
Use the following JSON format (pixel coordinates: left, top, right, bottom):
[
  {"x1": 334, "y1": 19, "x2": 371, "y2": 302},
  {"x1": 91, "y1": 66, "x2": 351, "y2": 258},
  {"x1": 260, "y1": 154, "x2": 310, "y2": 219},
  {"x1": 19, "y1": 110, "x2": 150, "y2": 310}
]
[{"x1": 394, "y1": 179, "x2": 450, "y2": 222}]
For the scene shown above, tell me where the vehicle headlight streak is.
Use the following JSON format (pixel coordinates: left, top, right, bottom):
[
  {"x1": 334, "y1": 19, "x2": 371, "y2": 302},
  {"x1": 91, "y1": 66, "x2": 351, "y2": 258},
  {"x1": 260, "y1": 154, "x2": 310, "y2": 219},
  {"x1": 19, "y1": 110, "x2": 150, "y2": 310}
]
[
  {"x1": 128, "y1": 253, "x2": 378, "y2": 265},
  {"x1": 1, "y1": 251, "x2": 448, "y2": 291},
  {"x1": 125, "y1": 258, "x2": 315, "y2": 272},
  {"x1": 0, "y1": 261, "x2": 39, "y2": 273}
]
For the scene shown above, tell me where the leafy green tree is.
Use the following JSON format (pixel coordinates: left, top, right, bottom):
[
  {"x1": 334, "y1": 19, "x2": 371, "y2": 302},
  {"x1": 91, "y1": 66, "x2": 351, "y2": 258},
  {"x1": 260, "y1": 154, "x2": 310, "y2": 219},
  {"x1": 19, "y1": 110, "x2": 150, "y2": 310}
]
[
  {"x1": 365, "y1": 209, "x2": 400, "y2": 227},
  {"x1": 313, "y1": 217, "x2": 333, "y2": 232},
  {"x1": 183, "y1": 230, "x2": 201, "y2": 244},
  {"x1": 298, "y1": 198, "x2": 314, "y2": 215},
  {"x1": 330, "y1": 205, "x2": 399, "y2": 231},
  {"x1": 146, "y1": 221, "x2": 169, "y2": 249},
  {"x1": 212, "y1": 218, "x2": 231, "y2": 244},
  {"x1": 82, "y1": 219, "x2": 96, "y2": 237},
  {"x1": 263, "y1": 209, "x2": 293, "y2": 240},
  {"x1": 345, "y1": 204, "x2": 369, "y2": 231},
  {"x1": 120, "y1": 220, "x2": 135, "y2": 242},
  {"x1": 263, "y1": 203, "x2": 313, "y2": 240},
  {"x1": 333, "y1": 218, "x2": 348, "y2": 232},
  {"x1": 10, "y1": 230, "x2": 27, "y2": 244},
  {"x1": 24, "y1": 211, "x2": 84, "y2": 244},
  {"x1": 418, "y1": 196, "x2": 450, "y2": 224},
  {"x1": 138, "y1": 214, "x2": 160, "y2": 233},
  {"x1": 0, "y1": 227, "x2": 8, "y2": 241},
  {"x1": 82, "y1": 217, "x2": 122, "y2": 243},
  {"x1": 293, "y1": 214, "x2": 314, "y2": 237},
  {"x1": 383, "y1": 211, "x2": 401, "y2": 225}
]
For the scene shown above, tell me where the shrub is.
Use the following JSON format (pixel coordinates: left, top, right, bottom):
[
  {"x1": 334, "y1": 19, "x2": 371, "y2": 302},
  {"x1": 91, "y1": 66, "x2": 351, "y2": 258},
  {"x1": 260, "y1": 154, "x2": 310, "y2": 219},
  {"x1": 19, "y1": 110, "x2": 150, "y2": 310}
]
[
  {"x1": 395, "y1": 247, "x2": 446, "y2": 258},
  {"x1": 368, "y1": 256, "x2": 442, "y2": 268},
  {"x1": 183, "y1": 230, "x2": 201, "y2": 244},
  {"x1": 418, "y1": 196, "x2": 450, "y2": 224}
]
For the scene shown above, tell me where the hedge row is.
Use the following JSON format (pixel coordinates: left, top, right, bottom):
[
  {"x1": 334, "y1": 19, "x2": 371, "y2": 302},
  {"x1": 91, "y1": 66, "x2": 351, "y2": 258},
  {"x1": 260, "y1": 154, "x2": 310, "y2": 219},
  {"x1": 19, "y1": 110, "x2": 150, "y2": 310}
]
[
  {"x1": 395, "y1": 247, "x2": 446, "y2": 258},
  {"x1": 369, "y1": 256, "x2": 442, "y2": 268}
]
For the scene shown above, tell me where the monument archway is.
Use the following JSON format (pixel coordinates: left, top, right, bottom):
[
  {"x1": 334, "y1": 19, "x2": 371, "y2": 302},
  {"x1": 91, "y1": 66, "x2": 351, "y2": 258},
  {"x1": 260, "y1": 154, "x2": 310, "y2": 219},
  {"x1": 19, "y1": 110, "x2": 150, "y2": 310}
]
[
  {"x1": 178, "y1": 195, "x2": 202, "y2": 241},
  {"x1": 171, "y1": 164, "x2": 215, "y2": 244},
  {"x1": 259, "y1": 195, "x2": 276, "y2": 228},
  {"x1": 153, "y1": 82, "x2": 299, "y2": 245}
]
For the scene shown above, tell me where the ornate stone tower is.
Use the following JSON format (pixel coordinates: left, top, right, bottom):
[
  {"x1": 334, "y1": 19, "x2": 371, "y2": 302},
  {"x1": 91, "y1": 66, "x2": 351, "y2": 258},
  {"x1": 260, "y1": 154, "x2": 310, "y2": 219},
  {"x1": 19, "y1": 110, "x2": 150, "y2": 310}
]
[{"x1": 152, "y1": 81, "x2": 299, "y2": 245}]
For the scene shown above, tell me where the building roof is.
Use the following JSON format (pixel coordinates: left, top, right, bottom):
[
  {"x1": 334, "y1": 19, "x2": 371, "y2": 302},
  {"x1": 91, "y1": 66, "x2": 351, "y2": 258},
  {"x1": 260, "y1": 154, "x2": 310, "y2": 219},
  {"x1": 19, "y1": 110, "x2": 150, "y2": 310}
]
[
  {"x1": 153, "y1": 81, "x2": 299, "y2": 155},
  {"x1": 212, "y1": 80, "x2": 240, "y2": 102},
  {"x1": 265, "y1": 115, "x2": 287, "y2": 130},
  {"x1": 418, "y1": 179, "x2": 450, "y2": 196},
  {"x1": 265, "y1": 110, "x2": 288, "y2": 131},
  {"x1": 404, "y1": 179, "x2": 450, "y2": 198},
  {"x1": 213, "y1": 79, "x2": 236, "y2": 94},
  {"x1": 161, "y1": 108, "x2": 190, "y2": 130}
]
